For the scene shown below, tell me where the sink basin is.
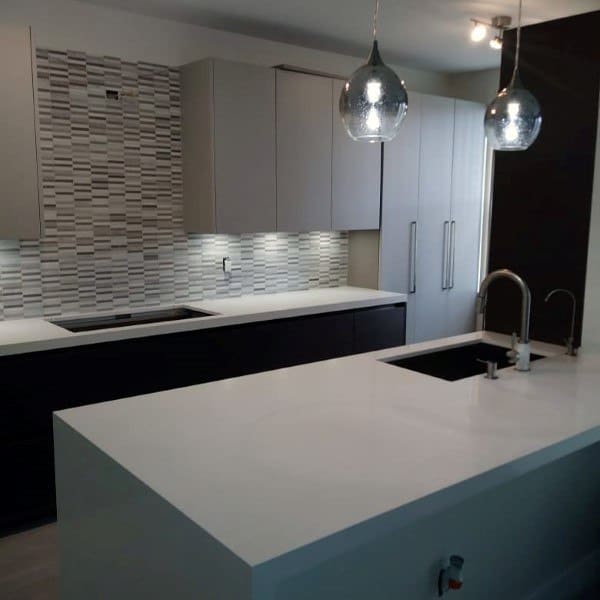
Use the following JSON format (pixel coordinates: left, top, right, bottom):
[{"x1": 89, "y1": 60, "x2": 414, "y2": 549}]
[
  {"x1": 51, "y1": 307, "x2": 216, "y2": 332},
  {"x1": 382, "y1": 342, "x2": 545, "y2": 381}
]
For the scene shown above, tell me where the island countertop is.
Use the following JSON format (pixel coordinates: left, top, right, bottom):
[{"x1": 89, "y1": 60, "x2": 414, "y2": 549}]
[{"x1": 54, "y1": 331, "x2": 600, "y2": 572}]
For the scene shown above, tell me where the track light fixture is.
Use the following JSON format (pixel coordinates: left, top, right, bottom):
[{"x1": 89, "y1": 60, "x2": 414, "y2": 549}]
[
  {"x1": 489, "y1": 36, "x2": 503, "y2": 50},
  {"x1": 469, "y1": 15, "x2": 512, "y2": 50},
  {"x1": 470, "y1": 22, "x2": 488, "y2": 42}
]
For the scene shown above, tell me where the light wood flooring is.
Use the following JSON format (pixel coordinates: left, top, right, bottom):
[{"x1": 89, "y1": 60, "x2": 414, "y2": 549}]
[{"x1": 0, "y1": 524, "x2": 58, "y2": 600}]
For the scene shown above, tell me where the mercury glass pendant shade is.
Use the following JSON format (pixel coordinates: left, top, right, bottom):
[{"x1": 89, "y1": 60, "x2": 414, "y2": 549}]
[
  {"x1": 339, "y1": 40, "x2": 408, "y2": 142},
  {"x1": 484, "y1": 0, "x2": 541, "y2": 151},
  {"x1": 484, "y1": 72, "x2": 541, "y2": 150}
]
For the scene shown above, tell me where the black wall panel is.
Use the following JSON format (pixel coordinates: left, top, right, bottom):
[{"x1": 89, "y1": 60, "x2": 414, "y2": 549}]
[{"x1": 487, "y1": 11, "x2": 600, "y2": 346}]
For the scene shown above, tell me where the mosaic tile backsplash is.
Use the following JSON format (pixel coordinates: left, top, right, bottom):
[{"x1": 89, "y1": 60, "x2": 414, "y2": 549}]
[{"x1": 0, "y1": 50, "x2": 348, "y2": 320}]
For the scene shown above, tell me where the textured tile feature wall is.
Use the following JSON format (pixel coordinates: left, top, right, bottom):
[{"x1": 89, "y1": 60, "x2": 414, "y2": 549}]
[{"x1": 0, "y1": 50, "x2": 347, "y2": 320}]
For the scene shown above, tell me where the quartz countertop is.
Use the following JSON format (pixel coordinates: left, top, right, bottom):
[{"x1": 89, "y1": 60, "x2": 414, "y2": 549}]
[
  {"x1": 0, "y1": 286, "x2": 406, "y2": 356},
  {"x1": 55, "y1": 331, "x2": 597, "y2": 569}
]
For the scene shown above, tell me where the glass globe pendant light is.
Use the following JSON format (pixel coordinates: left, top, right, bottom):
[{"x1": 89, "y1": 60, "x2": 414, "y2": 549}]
[
  {"x1": 339, "y1": 0, "x2": 408, "y2": 142},
  {"x1": 484, "y1": 0, "x2": 541, "y2": 151}
]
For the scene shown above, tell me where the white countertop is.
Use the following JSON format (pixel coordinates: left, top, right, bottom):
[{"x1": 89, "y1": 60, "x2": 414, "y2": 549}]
[
  {"x1": 0, "y1": 286, "x2": 406, "y2": 356},
  {"x1": 55, "y1": 331, "x2": 600, "y2": 569}
]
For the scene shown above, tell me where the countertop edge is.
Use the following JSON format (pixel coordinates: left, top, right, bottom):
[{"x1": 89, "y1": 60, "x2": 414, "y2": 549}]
[
  {"x1": 252, "y1": 424, "x2": 600, "y2": 575},
  {"x1": 0, "y1": 287, "x2": 407, "y2": 356}
]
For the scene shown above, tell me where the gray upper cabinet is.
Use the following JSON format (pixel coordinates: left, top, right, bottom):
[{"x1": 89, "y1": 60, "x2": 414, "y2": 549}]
[
  {"x1": 331, "y1": 79, "x2": 381, "y2": 231},
  {"x1": 276, "y1": 70, "x2": 332, "y2": 232},
  {"x1": 181, "y1": 58, "x2": 277, "y2": 233},
  {"x1": 0, "y1": 25, "x2": 41, "y2": 240}
]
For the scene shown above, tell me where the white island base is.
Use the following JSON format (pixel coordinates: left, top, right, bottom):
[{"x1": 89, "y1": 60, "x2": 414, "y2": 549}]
[{"x1": 54, "y1": 333, "x2": 600, "y2": 599}]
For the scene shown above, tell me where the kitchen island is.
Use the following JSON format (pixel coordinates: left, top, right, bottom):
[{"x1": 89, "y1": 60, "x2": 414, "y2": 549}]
[{"x1": 54, "y1": 332, "x2": 600, "y2": 599}]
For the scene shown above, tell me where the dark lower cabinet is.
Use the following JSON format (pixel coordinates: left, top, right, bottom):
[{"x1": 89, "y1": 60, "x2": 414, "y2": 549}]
[
  {"x1": 354, "y1": 305, "x2": 406, "y2": 353},
  {"x1": 0, "y1": 303, "x2": 405, "y2": 536},
  {"x1": 2, "y1": 435, "x2": 55, "y2": 534}
]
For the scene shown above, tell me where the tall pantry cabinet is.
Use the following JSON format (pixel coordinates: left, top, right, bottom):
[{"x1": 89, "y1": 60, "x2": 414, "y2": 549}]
[{"x1": 379, "y1": 94, "x2": 486, "y2": 343}]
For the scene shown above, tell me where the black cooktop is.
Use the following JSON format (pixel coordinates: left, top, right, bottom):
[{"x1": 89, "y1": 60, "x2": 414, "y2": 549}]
[{"x1": 51, "y1": 307, "x2": 214, "y2": 332}]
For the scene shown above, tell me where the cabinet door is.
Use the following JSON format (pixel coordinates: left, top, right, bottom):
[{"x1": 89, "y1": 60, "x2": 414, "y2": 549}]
[
  {"x1": 413, "y1": 95, "x2": 455, "y2": 343},
  {"x1": 0, "y1": 25, "x2": 41, "y2": 240},
  {"x1": 379, "y1": 92, "x2": 422, "y2": 343},
  {"x1": 446, "y1": 100, "x2": 486, "y2": 337},
  {"x1": 246, "y1": 311, "x2": 354, "y2": 373},
  {"x1": 276, "y1": 70, "x2": 332, "y2": 231},
  {"x1": 1, "y1": 434, "x2": 55, "y2": 534},
  {"x1": 354, "y1": 305, "x2": 406, "y2": 353},
  {"x1": 332, "y1": 79, "x2": 381, "y2": 231},
  {"x1": 213, "y1": 60, "x2": 276, "y2": 233}
]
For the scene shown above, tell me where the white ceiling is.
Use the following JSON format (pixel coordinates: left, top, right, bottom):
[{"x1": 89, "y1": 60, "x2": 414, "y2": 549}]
[{"x1": 75, "y1": 0, "x2": 599, "y2": 72}]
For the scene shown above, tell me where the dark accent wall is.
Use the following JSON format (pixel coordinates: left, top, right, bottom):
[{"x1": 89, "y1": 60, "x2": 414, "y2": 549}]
[{"x1": 486, "y1": 11, "x2": 600, "y2": 347}]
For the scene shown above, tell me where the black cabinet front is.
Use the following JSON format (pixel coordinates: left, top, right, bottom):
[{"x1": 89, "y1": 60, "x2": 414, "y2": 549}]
[
  {"x1": 354, "y1": 305, "x2": 406, "y2": 353},
  {"x1": 0, "y1": 303, "x2": 405, "y2": 536}
]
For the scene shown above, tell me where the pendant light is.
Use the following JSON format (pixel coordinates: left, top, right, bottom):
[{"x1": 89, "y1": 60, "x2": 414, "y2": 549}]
[
  {"x1": 484, "y1": 0, "x2": 541, "y2": 151},
  {"x1": 339, "y1": 0, "x2": 408, "y2": 142}
]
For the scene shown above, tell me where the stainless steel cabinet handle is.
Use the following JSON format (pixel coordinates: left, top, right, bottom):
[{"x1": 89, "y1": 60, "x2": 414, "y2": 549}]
[
  {"x1": 442, "y1": 221, "x2": 450, "y2": 290},
  {"x1": 448, "y1": 220, "x2": 456, "y2": 289},
  {"x1": 409, "y1": 221, "x2": 417, "y2": 294}
]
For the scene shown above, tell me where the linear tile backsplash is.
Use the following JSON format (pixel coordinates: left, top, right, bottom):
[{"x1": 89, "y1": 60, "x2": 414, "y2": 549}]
[{"x1": 0, "y1": 50, "x2": 348, "y2": 320}]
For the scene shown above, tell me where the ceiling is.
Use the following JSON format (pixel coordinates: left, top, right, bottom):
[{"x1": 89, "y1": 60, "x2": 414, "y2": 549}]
[{"x1": 75, "y1": 0, "x2": 599, "y2": 72}]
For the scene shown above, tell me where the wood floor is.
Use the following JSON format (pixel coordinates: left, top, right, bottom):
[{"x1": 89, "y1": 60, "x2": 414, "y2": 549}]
[{"x1": 0, "y1": 524, "x2": 58, "y2": 600}]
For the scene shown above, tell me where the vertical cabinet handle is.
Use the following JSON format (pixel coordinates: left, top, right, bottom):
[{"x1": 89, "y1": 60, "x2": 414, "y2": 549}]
[
  {"x1": 448, "y1": 220, "x2": 456, "y2": 289},
  {"x1": 409, "y1": 221, "x2": 417, "y2": 293},
  {"x1": 442, "y1": 221, "x2": 450, "y2": 290}
]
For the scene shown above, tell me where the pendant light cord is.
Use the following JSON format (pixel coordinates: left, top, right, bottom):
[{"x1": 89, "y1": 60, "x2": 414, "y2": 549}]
[
  {"x1": 511, "y1": 0, "x2": 523, "y2": 83},
  {"x1": 372, "y1": 0, "x2": 380, "y2": 40}
]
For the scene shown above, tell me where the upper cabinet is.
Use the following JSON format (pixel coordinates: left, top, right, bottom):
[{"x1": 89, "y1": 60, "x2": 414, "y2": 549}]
[
  {"x1": 331, "y1": 79, "x2": 381, "y2": 231},
  {"x1": 182, "y1": 60, "x2": 382, "y2": 235},
  {"x1": 275, "y1": 70, "x2": 333, "y2": 232},
  {"x1": 181, "y1": 58, "x2": 277, "y2": 233},
  {"x1": 0, "y1": 25, "x2": 42, "y2": 240}
]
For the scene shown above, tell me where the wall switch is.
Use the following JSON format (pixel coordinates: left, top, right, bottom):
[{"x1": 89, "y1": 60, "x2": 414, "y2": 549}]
[{"x1": 222, "y1": 256, "x2": 232, "y2": 274}]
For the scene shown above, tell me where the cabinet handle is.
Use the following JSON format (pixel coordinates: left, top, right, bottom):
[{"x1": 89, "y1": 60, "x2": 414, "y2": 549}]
[
  {"x1": 409, "y1": 221, "x2": 417, "y2": 294},
  {"x1": 442, "y1": 221, "x2": 450, "y2": 290},
  {"x1": 448, "y1": 220, "x2": 456, "y2": 289}
]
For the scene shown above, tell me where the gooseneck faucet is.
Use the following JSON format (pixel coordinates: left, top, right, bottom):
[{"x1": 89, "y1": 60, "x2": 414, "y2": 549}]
[
  {"x1": 544, "y1": 288, "x2": 577, "y2": 356},
  {"x1": 476, "y1": 269, "x2": 532, "y2": 371}
]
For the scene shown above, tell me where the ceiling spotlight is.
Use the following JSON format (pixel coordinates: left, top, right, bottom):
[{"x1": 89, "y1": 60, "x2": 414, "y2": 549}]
[
  {"x1": 469, "y1": 15, "x2": 511, "y2": 46},
  {"x1": 470, "y1": 22, "x2": 488, "y2": 42},
  {"x1": 490, "y1": 35, "x2": 503, "y2": 50}
]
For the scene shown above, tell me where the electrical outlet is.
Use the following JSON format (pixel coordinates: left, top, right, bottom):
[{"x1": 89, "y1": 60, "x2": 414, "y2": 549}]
[{"x1": 222, "y1": 256, "x2": 232, "y2": 274}]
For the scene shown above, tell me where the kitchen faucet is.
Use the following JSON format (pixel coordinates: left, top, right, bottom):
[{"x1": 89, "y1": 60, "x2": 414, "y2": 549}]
[
  {"x1": 476, "y1": 269, "x2": 532, "y2": 371},
  {"x1": 544, "y1": 288, "x2": 578, "y2": 356}
]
